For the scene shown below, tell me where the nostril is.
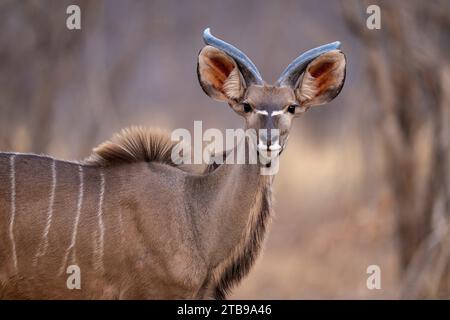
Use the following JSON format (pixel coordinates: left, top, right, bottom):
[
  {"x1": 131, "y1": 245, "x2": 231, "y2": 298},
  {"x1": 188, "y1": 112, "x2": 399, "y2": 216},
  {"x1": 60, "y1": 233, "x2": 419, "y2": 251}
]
[
  {"x1": 268, "y1": 130, "x2": 280, "y2": 146},
  {"x1": 259, "y1": 134, "x2": 267, "y2": 145},
  {"x1": 259, "y1": 130, "x2": 280, "y2": 150},
  {"x1": 271, "y1": 131, "x2": 279, "y2": 142}
]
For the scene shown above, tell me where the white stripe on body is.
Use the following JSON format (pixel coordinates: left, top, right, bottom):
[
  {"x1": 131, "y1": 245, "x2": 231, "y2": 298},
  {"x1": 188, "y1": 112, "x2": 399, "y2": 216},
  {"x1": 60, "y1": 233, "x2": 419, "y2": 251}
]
[
  {"x1": 59, "y1": 165, "x2": 84, "y2": 275},
  {"x1": 9, "y1": 155, "x2": 18, "y2": 273},
  {"x1": 94, "y1": 171, "x2": 106, "y2": 272},
  {"x1": 33, "y1": 159, "x2": 57, "y2": 266}
]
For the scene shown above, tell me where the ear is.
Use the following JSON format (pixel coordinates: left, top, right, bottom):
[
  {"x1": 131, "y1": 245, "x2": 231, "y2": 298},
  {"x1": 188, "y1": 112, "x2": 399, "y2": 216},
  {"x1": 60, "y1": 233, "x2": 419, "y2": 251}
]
[
  {"x1": 197, "y1": 45, "x2": 245, "y2": 102},
  {"x1": 295, "y1": 50, "x2": 346, "y2": 107}
]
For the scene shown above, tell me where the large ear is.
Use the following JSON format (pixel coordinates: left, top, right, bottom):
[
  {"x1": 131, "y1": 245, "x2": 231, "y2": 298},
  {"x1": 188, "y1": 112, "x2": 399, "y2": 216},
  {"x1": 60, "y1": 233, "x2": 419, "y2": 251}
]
[
  {"x1": 197, "y1": 45, "x2": 245, "y2": 102},
  {"x1": 296, "y1": 50, "x2": 346, "y2": 107}
]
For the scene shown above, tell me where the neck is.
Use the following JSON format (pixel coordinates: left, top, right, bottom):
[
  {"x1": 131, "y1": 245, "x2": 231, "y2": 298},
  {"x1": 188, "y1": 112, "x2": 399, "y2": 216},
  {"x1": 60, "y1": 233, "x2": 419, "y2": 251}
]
[{"x1": 189, "y1": 138, "x2": 275, "y2": 299}]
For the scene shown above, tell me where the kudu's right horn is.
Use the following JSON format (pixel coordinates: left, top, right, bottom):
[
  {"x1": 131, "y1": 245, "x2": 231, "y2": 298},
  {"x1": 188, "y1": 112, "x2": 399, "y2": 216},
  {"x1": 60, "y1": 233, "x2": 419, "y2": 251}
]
[
  {"x1": 203, "y1": 28, "x2": 263, "y2": 86},
  {"x1": 276, "y1": 41, "x2": 342, "y2": 87}
]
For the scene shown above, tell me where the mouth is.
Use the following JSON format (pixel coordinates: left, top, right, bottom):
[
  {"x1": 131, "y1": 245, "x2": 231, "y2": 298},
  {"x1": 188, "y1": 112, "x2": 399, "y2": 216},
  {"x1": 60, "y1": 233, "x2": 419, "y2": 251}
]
[
  {"x1": 257, "y1": 142, "x2": 283, "y2": 164},
  {"x1": 268, "y1": 144, "x2": 282, "y2": 152},
  {"x1": 257, "y1": 142, "x2": 282, "y2": 154}
]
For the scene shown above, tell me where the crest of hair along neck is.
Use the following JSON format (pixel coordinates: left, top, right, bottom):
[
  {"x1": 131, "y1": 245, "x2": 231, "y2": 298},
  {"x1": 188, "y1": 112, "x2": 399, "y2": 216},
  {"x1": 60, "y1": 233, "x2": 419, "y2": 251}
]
[{"x1": 84, "y1": 126, "x2": 179, "y2": 167}]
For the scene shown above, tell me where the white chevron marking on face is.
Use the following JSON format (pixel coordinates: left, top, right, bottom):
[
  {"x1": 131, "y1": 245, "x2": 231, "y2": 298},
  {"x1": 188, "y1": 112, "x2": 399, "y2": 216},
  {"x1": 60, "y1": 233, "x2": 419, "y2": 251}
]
[
  {"x1": 255, "y1": 110, "x2": 269, "y2": 116},
  {"x1": 270, "y1": 110, "x2": 284, "y2": 117}
]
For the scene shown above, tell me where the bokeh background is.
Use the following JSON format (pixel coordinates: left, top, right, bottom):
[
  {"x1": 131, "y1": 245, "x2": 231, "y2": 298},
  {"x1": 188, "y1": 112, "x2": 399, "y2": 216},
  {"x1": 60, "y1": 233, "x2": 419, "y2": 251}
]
[{"x1": 1, "y1": 0, "x2": 449, "y2": 299}]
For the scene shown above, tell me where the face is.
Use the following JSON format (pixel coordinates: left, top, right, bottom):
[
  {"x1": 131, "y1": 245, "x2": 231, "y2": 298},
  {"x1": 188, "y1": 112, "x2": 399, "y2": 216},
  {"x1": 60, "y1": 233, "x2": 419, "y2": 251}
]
[
  {"x1": 230, "y1": 85, "x2": 303, "y2": 156},
  {"x1": 197, "y1": 36, "x2": 346, "y2": 168}
]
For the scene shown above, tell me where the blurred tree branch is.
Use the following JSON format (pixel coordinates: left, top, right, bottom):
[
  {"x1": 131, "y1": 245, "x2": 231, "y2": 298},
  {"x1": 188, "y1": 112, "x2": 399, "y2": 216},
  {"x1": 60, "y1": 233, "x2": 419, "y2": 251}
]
[{"x1": 342, "y1": 0, "x2": 450, "y2": 298}]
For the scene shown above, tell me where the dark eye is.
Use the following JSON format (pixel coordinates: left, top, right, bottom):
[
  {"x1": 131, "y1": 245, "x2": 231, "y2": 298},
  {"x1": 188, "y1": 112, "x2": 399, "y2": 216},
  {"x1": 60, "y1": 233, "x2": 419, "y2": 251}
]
[
  {"x1": 243, "y1": 103, "x2": 252, "y2": 113},
  {"x1": 287, "y1": 104, "x2": 297, "y2": 114}
]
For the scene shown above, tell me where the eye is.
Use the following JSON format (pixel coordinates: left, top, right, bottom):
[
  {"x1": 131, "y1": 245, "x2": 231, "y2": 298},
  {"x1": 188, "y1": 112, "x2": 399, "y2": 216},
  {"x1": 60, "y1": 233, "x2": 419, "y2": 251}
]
[
  {"x1": 287, "y1": 104, "x2": 298, "y2": 114},
  {"x1": 243, "y1": 103, "x2": 252, "y2": 113}
]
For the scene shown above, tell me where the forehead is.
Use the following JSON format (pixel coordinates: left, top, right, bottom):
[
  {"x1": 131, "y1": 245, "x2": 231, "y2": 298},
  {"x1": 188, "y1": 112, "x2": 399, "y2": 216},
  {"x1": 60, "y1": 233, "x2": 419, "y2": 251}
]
[{"x1": 245, "y1": 85, "x2": 296, "y2": 107}]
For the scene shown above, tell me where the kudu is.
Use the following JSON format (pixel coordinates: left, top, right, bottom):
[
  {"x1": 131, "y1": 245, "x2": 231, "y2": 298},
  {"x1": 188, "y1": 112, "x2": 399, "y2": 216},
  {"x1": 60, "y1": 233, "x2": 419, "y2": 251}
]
[{"x1": 0, "y1": 28, "x2": 346, "y2": 299}]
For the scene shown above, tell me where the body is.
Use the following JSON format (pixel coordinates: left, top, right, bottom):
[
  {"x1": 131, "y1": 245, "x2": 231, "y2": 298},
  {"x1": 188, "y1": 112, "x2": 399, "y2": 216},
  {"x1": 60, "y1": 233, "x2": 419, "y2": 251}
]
[
  {"x1": 0, "y1": 152, "x2": 201, "y2": 298},
  {"x1": 0, "y1": 142, "x2": 270, "y2": 299}
]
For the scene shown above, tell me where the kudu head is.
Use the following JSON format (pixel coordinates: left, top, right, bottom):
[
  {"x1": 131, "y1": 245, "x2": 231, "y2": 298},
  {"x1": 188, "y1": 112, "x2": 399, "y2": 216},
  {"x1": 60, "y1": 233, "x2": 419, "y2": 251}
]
[{"x1": 197, "y1": 28, "x2": 346, "y2": 162}]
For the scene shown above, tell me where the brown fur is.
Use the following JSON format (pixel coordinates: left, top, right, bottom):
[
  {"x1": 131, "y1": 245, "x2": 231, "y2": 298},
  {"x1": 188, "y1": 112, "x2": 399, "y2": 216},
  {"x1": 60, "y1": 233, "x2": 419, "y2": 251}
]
[
  {"x1": 0, "y1": 134, "x2": 271, "y2": 299},
  {"x1": 212, "y1": 176, "x2": 273, "y2": 299}
]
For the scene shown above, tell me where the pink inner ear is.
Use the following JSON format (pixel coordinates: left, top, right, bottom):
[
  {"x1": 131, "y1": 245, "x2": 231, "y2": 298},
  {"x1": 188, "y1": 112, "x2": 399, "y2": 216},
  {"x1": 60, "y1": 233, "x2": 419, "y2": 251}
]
[
  {"x1": 309, "y1": 61, "x2": 335, "y2": 78},
  {"x1": 311, "y1": 55, "x2": 344, "y2": 91},
  {"x1": 198, "y1": 46, "x2": 244, "y2": 101},
  {"x1": 208, "y1": 55, "x2": 235, "y2": 78},
  {"x1": 296, "y1": 51, "x2": 346, "y2": 107},
  {"x1": 203, "y1": 52, "x2": 235, "y2": 90}
]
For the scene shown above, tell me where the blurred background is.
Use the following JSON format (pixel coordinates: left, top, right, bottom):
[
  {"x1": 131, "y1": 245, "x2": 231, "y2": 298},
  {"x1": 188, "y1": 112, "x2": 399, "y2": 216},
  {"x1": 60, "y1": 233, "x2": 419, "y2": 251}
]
[{"x1": 0, "y1": 0, "x2": 449, "y2": 299}]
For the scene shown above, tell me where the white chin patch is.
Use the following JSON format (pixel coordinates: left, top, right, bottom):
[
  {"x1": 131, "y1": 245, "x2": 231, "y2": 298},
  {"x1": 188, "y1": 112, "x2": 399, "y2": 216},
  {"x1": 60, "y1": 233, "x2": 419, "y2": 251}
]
[{"x1": 258, "y1": 146, "x2": 281, "y2": 164}]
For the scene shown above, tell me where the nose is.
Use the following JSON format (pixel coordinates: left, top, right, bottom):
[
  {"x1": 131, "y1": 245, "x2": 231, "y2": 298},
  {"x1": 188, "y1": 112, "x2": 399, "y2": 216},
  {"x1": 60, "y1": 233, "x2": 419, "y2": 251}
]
[
  {"x1": 260, "y1": 132, "x2": 278, "y2": 146},
  {"x1": 259, "y1": 133, "x2": 269, "y2": 147},
  {"x1": 259, "y1": 130, "x2": 281, "y2": 151}
]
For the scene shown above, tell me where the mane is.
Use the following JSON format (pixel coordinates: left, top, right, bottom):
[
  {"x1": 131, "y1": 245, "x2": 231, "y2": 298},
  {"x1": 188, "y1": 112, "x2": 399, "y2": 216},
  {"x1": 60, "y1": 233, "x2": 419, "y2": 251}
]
[{"x1": 85, "y1": 126, "x2": 178, "y2": 167}]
